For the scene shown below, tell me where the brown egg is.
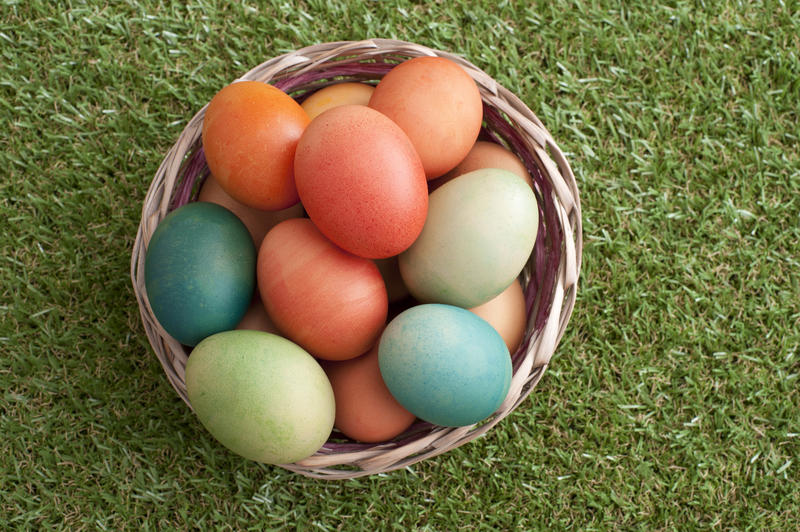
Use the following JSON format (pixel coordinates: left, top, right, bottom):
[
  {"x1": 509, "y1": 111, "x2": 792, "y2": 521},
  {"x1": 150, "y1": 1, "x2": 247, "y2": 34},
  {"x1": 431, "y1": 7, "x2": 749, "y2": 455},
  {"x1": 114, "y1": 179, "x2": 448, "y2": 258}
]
[
  {"x1": 301, "y1": 82, "x2": 375, "y2": 121},
  {"x1": 429, "y1": 141, "x2": 534, "y2": 192},
  {"x1": 198, "y1": 174, "x2": 304, "y2": 247},
  {"x1": 235, "y1": 297, "x2": 279, "y2": 334},
  {"x1": 374, "y1": 256, "x2": 409, "y2": 303},
  {"x1": 324, "y1": 343, "x2": 416, "y2": 443},
  {"x1": 469, "y1": 278, "x2": 528, "y2": 355}
]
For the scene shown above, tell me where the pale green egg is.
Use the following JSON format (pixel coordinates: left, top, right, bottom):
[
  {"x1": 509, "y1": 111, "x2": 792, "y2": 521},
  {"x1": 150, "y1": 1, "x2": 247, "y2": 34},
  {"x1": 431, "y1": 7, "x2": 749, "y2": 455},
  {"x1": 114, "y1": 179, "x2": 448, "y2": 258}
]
[
  {"x1": 399, "y1": 168, "x2": 539, "y2": 308},
  {"x1": 186, "y1": 330, "x2": 335, "y2": 464}
]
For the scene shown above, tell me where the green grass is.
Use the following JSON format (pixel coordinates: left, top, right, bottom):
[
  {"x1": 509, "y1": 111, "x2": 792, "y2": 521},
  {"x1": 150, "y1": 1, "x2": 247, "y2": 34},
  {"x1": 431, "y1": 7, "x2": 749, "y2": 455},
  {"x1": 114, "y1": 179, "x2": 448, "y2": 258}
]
[{"x1": 2, "y1": 0, "x2": 799, "y2": 529}]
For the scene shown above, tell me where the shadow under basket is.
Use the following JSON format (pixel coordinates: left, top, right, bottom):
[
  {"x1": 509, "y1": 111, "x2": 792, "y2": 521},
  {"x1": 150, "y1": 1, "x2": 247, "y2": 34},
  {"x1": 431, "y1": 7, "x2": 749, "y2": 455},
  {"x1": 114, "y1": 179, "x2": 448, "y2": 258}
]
[{"x1": 130, "y1": 39, "x2": 583, "y2": 480}]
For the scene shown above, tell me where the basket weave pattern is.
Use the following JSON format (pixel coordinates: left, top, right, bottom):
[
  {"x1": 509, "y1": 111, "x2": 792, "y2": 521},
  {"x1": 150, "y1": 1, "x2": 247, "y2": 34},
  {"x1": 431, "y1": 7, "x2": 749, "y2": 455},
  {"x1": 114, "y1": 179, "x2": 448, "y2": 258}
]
[{"x1": 131, "y1": 39, "x2": 582, "y2": 479}]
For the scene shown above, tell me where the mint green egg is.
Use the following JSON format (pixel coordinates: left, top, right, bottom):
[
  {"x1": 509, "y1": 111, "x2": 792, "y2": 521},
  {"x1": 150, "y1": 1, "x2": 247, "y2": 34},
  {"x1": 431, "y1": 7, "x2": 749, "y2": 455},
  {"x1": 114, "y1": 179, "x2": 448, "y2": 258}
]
[
  {"x1": 186, "y1": 330, "x2": 335, "y2": 465},
  {"x1": 399, "y1": 168, "x2": 538, "y2": 308}
]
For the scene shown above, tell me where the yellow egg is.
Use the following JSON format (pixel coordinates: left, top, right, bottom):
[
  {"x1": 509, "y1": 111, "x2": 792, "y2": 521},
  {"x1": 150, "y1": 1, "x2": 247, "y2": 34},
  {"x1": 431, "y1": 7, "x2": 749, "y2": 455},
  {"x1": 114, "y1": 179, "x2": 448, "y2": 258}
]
[
  {"x1": 301, "y1": 82, "x2": 375, "y2": 121},
  {"x1": 198, "y1": 174, "x2": 304, "y2": 247}
]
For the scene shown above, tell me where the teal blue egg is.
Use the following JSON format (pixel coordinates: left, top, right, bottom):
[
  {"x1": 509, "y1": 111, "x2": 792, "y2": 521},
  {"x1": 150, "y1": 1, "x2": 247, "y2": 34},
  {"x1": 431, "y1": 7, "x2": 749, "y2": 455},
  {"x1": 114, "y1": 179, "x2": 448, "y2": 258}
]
[
  {"x1": 145, "y1": 202, "x2": 255, "y2": 346},
  {"x1": 378, "y1": 304, "x2": 511, "y2": 427},
  {"x1": 399, "y1": 168, "x2": 539, "y2": 308}
]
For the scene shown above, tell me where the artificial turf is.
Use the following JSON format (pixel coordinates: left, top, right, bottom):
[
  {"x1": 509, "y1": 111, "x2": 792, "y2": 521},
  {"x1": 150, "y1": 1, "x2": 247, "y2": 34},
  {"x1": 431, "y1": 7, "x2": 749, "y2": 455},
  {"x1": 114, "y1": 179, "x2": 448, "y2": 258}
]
[{"x1": 1, "y1": 1, "x2": 798, "y2": 529}]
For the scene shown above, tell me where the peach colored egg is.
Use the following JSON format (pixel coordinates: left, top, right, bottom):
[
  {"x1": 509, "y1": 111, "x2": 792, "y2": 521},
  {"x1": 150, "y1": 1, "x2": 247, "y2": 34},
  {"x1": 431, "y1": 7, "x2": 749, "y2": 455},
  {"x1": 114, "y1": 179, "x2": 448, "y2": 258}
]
[
  {"x1": 469, "y1": 279, "x2": 528, "y2": 355},
  {"x1": 257, "y1": 218, "x2": 388, "y2": 361},
  {"x1": 198, "y1": 175, "x2": 304, "y2": 247},
  {"x1": 429, "y1": 141, "x2": 533, "y2": 192},
  {"x1": 369, "y1": 56, "x2": 483, "y2": 179},
  {"x1": 235, "y1": 297, "x2": 280, "y2": 334},
  {"x1": 374, "y1": 257, "x2": 409, "y2": 303},
  {"x1": 324, "y1": 343, "x2": 416, "y2": 443},
  {"x1": 301, "y1": 82, "x2": 375, "y2": 121}
]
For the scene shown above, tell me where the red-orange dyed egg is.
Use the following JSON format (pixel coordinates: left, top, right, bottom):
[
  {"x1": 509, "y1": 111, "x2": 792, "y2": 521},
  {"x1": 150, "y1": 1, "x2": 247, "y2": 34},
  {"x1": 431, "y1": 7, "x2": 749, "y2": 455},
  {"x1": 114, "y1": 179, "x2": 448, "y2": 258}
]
[
  {"x1": 324, "y1": 343, "x2": 416, "y2": 443},
  {"x1": 202, "y1": 81, "x2": 310, "y2": 210},
  {"x1": 257, "y1": 218, "x2": 388, "y2": 361},
  {"x1": 294, "y1": 105, "x2": 428, "y2": 259},
  {"x1": 369, "y1": 56, "x2": 483, "y2": 179}
]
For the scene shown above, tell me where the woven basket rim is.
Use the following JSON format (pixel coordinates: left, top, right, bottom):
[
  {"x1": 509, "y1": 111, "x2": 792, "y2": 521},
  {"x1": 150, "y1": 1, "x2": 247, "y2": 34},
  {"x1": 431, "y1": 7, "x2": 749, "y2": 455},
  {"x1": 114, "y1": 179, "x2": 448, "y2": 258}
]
[{"x1": 130, "y1": 38, "x2": 582, "y2": 480}]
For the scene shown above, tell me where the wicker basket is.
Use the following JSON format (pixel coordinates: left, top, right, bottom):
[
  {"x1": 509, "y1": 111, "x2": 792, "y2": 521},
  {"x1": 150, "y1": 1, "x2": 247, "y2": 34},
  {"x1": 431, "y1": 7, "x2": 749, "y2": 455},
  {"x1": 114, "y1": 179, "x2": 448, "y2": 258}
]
[{"x1": 131, "y1": 39, "x2": 582, "y2": 479}]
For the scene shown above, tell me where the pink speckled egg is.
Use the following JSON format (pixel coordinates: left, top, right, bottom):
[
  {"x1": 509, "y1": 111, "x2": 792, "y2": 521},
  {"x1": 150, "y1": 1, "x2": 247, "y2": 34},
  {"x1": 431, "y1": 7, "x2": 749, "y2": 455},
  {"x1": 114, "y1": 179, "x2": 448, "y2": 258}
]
[{"x1": 293, "y1": 105, "x2": 428, "y2": 259}]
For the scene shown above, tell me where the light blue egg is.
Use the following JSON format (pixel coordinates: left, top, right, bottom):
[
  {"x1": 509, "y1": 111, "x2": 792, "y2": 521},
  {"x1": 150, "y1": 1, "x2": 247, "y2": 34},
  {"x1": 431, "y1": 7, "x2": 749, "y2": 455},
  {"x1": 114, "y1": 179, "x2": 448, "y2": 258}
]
[{"x1": 378, "y1": 304, "x2": 511, "y2": 427}]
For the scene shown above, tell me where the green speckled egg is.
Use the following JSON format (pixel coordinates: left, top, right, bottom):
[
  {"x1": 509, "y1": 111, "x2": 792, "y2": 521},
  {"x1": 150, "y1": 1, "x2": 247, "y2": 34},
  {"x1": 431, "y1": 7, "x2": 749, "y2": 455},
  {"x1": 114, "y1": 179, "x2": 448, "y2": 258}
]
[
  {"x1": 399, "y1": 168, "x2": 538, "y2": 308},
  {"x1": 186, "y1": 330, "x2": 335, "y2": 464},
  {"x1": 145, "y1": 202, "x2": 255, "y2": 346}
]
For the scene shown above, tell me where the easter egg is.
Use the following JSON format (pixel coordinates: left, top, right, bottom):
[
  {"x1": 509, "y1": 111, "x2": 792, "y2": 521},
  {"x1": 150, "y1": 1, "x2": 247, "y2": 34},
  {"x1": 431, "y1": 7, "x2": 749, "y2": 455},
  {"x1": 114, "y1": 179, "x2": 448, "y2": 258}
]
[
  {"x1": 430, "y1": 140, "x2": 533, "y2": 192},
  {"x1": 469, "y1": 279, "x2": 528, "y2": 355},
  {"x1": 301, "y1": 82, "x2": 375, "y2": 120},
  {"x1": 198, "y1": 174, "x2": 304, "y2": 247},
  {"x1": 257, "y1": 218, "x2": 388, "y2": 361},
  {"x1": 378, "y1": 304, "x2": 511, "y2": 427},
  {"x1": 324, "y1": 342, "x2": 416, "y2": 443},
  {"x1": 294, "y1": 104, "x2": 428, "y2": 259},
  {"x1": 399, "y1": 168, "x2": 539, "y2": 308},
  {"x1": 202, "y1": 81, "x2": 310, "y2": 210},
  {"x1": 186, "y1": 330, "x2": 335, "y2": 464},
  {"x1": 369, "y1": 56, "x2": 483, "y2": 179},
  {"x1": 144, "y1": 202, "x2": 255, "y2": 346},
  {"x1": 235, "y1": 296, "x2": 279, "y2": 334}
]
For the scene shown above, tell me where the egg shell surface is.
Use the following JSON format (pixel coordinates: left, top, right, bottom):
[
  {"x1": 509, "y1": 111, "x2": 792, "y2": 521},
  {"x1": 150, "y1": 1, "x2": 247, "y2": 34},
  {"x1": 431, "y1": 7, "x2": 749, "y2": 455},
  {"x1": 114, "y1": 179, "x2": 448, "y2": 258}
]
[
  {"x1": 186, "y1": 330, "x2": 335, "y2": 464},
  {"x1": 469, "y1": 278, "x2": 528, "y2": 355},
  {"x1": 198, "y1": 174, "x2": 304, "y2": 247},
  {"x1": 257, "y1": 218, "x2": 388, "y2": 361},
  {"x1": 368, "y1": 56, "x2": 483, "y2": 179},
  {"x1": 301, "y1": 82, "x2": 375, "y2": 121},
  {"x1": 294, "y1": 104, "x2": 428, "y2": 259},
  {"x1": 378, "y1": 304, "x2": 511, "y2": 427},
  {"x1": 324, "y1": 342, "x2": 416, "y2": 443},
  {"x1": 430, "y1": 140, "x2": 533, "y2": 192},
  {"x1": 144, "y1": 202, "x2": 255, "y2": 346},
  {"x1": 202, "y1": 81, "x2": 310, "y2": 210},
  {"x1": 399, "y1": 168, "x2": 539, "y2": 308}
]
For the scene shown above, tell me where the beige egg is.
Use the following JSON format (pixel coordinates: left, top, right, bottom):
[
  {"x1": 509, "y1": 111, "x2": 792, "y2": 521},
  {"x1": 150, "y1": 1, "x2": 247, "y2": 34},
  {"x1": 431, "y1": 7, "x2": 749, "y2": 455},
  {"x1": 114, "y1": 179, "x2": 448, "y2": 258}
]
[
  {"x1": 374, "y1": 256, "x2": 410, "y2": 303},
  {"x1": 430, "y1": 141, "x2": 533, "y2": 192},
  {"x1": 469, "y1": 278, "x2": 528, "y2": 355},
  {"x1": 301, "y1": 82, "x2": 375, "y2": 121},
  {"x1": 198, "y1": 174, "x2": 304, "y2": 247},
  {"x1": 235, "y1": 297, "x2": 280, "y2": 334}
]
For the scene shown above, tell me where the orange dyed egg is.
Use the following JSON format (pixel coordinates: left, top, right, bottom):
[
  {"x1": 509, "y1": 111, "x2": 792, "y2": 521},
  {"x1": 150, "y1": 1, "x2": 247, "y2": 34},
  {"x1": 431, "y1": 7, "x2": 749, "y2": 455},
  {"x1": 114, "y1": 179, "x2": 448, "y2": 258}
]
[
  {"x1": 198, "y1": 175, "x2": 304, "y2": 246},
  {"x1": 257, "y1": 218, "x2": 388, "y2": 361},
  {"x1": 301, "y1": 82, "x2": 375, "y2": 120},
  {"x1": 430, "y1": 141, "x2": 533, "y2": 192},
  {"x1": 202, "y1": 81, "x2": 310, "y2": 210},
  {"x1": 369, "y1": 56, "x2": 483, "y2": 179},
  {"x1": 324, "y1": 343, "x2": 416, "y2": 443},
  {"x1": 294, "y1": 105, "x2": 428, "y2": 259},
  {"x1": 469, "y1": 279, "x2": 528, "y2": 355}
]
